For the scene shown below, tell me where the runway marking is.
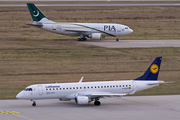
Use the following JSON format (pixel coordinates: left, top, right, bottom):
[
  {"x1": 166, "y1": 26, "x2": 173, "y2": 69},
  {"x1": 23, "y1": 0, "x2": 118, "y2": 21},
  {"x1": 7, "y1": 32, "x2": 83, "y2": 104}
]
[
  {"x1": 0, "y1": 111, "x2": 21, "y2": 114},
  {"x1": 12, "y1": 113, "x2": 33, "y2": 120},
  {"x1": 0, "y1": 110, "x2": 33, "y2": 120}
]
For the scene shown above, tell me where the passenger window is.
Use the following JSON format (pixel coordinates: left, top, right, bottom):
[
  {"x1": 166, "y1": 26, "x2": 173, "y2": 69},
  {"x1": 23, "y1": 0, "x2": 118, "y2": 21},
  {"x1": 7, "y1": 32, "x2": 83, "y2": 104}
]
[
  {"x1": 80, "y1": 87, "x2": 82, "y2": 89},
  {"x1": 76, "y1": 87, "x2": 78, "y2": 89},
  {"x1": 91, "y1": 86, "x2": 93, "y2": 88},
  {"x1": 119, "y1": 85, "x2": 121, "y2": 87},
  {"x1": 95, "y1": 86, "x2": 96, "y2": 88},
  {"x1": 116, "y1": 85, "x2": 118, "y2": 87}
]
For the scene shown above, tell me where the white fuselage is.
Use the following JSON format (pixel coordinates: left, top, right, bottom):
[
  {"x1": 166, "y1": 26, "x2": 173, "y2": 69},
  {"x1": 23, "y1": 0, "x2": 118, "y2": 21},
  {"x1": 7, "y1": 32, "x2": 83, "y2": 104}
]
[
  {"x1": 16, "y1": 80, "x2": 159, "y2": 100},
  {"x1": 40, "y1": 23, "x2": 133, "y2": 37}
]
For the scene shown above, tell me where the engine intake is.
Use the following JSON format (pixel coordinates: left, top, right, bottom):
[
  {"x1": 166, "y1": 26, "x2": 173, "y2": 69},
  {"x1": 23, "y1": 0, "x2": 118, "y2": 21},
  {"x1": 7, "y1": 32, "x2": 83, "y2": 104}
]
[{"x1": 75, "y1": 96, "x2": 89, "y2": 105}]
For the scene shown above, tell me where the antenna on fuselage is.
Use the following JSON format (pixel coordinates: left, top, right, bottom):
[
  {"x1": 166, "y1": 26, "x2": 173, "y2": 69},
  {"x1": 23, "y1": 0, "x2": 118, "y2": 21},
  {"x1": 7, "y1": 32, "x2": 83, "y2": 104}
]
[{"x1": 79, "y1": 76, "x2": 84, "y2": 83}]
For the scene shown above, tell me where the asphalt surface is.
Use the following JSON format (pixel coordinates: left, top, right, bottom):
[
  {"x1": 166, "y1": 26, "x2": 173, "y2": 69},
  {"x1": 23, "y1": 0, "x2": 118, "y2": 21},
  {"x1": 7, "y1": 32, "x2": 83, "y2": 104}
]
[
  {"x1": 0, "y1": 95, "x2": 180, "y2": 120},
  {"x1": 0, "y1": 3, "x2": 180, "y2": 7},
  {"x1": 77, "y1": 39, "x2": 180, "y2": 48}
]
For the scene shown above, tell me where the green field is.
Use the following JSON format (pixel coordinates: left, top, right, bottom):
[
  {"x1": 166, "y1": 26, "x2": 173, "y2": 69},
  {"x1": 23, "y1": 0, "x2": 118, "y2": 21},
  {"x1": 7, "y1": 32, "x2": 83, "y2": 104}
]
[{"x1": 0, "y1": 2, "x2": 180, "y2": 99}]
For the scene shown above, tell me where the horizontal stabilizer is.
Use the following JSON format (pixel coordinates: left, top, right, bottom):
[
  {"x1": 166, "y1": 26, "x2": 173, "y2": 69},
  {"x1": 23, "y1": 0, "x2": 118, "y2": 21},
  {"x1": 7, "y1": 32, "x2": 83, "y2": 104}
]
[
  {"x1": 25, "y1": 22, "x2": 43, "y2": 27},
  {"x1": 147, "y1": 81, "x2": 174, "y2": 85}
]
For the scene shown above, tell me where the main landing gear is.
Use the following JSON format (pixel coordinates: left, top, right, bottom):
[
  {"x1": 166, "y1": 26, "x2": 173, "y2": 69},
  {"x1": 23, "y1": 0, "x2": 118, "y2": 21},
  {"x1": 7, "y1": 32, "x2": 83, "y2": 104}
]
[
  {"x1": 78, "y1": 34, "x2": 87, "y2": 41},
  {"x1": 116, "y1": 36, "x2": 119, "y2": 42},
  {"x1": 94, "y1": 100, "x2": 101, "y2": 106},
  {"x1": 78, "y1": 37, "x2": 87, "y2": 41},
  {"x1": 32, "y1": 100, "x2": 36, "y2": 106}
]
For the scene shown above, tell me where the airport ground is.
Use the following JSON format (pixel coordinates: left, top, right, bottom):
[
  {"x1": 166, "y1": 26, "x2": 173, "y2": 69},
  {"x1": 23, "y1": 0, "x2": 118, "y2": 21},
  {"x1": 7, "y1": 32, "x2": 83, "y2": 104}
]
[
  {"x1": 0, "y1": 1, "x2": 180, "y2": 100},
  {"x1": 0, "y1": 95, "x2": 180, "y2": 120}
]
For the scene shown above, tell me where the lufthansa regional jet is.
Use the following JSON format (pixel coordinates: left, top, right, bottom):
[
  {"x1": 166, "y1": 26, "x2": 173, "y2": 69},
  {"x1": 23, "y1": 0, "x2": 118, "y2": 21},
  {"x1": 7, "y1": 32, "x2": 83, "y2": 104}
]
[
  {"x1": 16, "y1": 57, "x2": 171, "y2": 106},
  {"x1": 26, "y1": 3, "x2": 133, "y2": 41}
]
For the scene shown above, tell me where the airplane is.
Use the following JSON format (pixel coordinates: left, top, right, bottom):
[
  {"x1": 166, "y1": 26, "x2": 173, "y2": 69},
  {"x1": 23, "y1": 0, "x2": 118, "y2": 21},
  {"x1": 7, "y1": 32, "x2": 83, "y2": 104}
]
[
  {"x1": 26, "y1": 3, "x2": 133, "y2": 42},
  {"x1": 16, "y1": 57, "x2": 171, "y2": 106}
]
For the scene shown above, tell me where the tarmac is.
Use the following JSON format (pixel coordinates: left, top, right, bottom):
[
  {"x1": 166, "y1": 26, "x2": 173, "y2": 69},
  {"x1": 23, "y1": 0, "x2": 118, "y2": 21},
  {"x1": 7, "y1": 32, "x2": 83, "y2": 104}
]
[
  {"x1": 0, "y1": 95, "x2": 180, "y2": 120},
  {"x1": 77, "y1": 39, "x2": 180, "y2": 48}
]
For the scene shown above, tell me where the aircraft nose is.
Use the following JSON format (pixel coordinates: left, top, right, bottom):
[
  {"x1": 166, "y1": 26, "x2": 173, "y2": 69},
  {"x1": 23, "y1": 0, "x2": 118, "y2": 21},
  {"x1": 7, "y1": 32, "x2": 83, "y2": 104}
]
[
  {"x1": 130, "y1": 29, "x2": 133, "y2": 33},
  {"x1": 16, "y1": 91, "x2": 24, "y2": 99}
]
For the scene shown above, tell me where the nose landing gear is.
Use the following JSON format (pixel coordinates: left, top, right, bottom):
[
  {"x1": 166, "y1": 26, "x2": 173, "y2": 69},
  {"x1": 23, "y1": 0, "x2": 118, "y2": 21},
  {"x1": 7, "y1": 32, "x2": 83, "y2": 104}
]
[{"x1": 31, "y1": 100, "x2": 36, "y2": 106}]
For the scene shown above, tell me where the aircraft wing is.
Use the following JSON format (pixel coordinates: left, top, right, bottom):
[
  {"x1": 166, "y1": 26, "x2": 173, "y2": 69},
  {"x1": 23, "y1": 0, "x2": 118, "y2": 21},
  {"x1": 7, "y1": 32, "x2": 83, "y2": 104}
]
[
  {"x1": 89, "y1": 93, "x2": 126, "y2": 98},
  {"x1": 76, "y1": 92, "x2": 126, "y2": 98},
  {"x1": 61, "y1": 27, "x2": 91, "y2": 32}
]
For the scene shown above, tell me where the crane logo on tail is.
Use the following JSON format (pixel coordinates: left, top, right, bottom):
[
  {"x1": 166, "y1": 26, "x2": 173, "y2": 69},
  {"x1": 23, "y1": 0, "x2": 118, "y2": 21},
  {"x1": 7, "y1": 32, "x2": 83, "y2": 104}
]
[{"x1": 150, "y1": 64, "x2": 159, "y2": 74}]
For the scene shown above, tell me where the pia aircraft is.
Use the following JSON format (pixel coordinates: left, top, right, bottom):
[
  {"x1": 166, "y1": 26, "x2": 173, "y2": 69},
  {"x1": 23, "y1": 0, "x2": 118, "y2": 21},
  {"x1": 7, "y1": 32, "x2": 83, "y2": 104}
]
[
  {"x1": 16, "y1": 57, "x2": 170, "y2": 106},
  {"x1": 26, "y1": 3, "x2": 133, "y2": 41}
]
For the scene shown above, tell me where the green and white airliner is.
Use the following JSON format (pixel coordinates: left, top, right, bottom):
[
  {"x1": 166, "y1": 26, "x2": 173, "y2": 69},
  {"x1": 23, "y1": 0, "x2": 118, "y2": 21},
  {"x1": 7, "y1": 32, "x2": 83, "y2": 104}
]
[
  {"x1": 16, "y1": 57, "x2": 171, "y2": 106},
  {"x1": 26, "y1": 3, "x2": 133, "y2": 41}
]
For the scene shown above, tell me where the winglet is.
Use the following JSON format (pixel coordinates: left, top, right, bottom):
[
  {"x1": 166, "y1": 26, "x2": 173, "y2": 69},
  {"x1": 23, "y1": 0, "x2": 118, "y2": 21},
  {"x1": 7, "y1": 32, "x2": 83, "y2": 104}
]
[{"x1": 79, "y1": 76, "x2": 84, "y2": 83}]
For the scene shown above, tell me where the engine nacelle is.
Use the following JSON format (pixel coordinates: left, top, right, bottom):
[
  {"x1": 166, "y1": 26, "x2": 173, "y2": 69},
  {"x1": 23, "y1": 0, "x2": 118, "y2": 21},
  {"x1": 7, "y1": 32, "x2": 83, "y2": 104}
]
[
  {"x1": 90, "y1": 33, "x2": 102, "y2": 40},
  {"x1": 75, "y1": 96, "x2": 89, "y2": 105}
]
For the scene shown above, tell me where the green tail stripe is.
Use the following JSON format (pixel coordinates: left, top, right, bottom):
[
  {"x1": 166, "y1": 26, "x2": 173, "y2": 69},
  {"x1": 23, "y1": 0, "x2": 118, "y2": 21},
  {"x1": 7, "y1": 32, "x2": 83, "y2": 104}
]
[{"x1": 27, "y1": 3, "x2": 46, "y2": 22}]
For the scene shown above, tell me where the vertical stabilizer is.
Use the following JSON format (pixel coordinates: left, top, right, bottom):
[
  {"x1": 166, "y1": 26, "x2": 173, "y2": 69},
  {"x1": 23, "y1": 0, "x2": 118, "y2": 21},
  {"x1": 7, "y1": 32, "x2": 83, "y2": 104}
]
[
  {"x1": 27, "y1": 3, "x2": 54, "y2": 23},
  {"x1": 135, "y1": 57, "x2": 162, "y2": 81}
]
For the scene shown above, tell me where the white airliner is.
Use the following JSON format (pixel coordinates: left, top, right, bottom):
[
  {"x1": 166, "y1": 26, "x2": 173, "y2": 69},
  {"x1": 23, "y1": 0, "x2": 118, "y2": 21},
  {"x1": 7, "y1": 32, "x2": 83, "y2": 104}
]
[
  {"x1": 26, "y1": 3, "x2": 133, "y2": 41},
  {"x1": 16, "y1": 57, "x2": 171, "y2": 106}
]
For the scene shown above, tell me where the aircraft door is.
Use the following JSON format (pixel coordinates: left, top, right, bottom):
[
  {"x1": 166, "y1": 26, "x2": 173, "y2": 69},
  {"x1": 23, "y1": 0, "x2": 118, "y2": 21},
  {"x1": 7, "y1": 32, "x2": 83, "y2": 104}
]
[
  {"x1": 51, "y1": 24, "x2": 56, "y2": 30},
  {"x1": 38, "y1": 85, "x2": 43, "y2": 95},
  {"x1": 132, "y1": 80, "x2": 137, "y2": 91},
  {"x1": 117, "y1": 26, "x2": 121, "y2": 33}
]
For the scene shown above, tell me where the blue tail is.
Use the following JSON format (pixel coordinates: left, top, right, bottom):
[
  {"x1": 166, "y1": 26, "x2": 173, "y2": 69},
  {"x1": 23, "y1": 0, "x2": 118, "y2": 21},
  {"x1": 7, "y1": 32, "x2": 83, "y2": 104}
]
[{"x1": 135, "y1": 57, "x2": 162, "y2": 81}]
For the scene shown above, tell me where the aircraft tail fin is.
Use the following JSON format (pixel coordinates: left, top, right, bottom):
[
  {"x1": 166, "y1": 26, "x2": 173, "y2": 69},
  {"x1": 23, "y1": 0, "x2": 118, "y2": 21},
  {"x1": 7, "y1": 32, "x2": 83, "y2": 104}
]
[
  {"x1": 135, "y1": 57, "x2": 162, "y2": 81},
  {"x1": 26, "y1": 3, "x2": 54, "y2": 23}
]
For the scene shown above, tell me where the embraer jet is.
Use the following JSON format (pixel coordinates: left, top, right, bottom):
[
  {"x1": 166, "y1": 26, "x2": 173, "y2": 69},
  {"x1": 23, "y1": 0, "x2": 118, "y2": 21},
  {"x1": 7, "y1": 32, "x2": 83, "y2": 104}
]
[
  {"x1": 26, "y1": 3, "x2": 133, "y2": 41},
  {"x1": 16, "y1": 57, "x2": 171, "y2": 106}
]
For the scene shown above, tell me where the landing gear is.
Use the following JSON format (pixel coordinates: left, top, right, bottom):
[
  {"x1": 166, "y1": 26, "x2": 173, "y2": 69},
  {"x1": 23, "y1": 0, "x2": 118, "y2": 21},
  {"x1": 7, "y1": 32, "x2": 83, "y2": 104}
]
[
  {"x1": 94, "y1": 100, "x2": 101, "y2": 106},
  {"x1": 116, "y1": 36, "x2": 119, "y2": 42},
  {"x1": 78, "y1": 37, "x2": 87, "y2": 41},
  {"x1": 32, "y1": 100, "x2": 36, "y2": 106}
]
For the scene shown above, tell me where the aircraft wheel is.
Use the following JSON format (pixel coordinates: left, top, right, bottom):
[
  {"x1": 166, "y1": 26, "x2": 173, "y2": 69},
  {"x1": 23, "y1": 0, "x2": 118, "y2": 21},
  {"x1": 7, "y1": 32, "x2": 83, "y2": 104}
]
[
  {"x1": 82, "y1": 38, "x2": 87, "y2": 41},
  {"x1": 94, "y1": 101, "x2": 101, "y2": 106},
  {"x1": 78, "y1": 38, "x2": 82, "y2": 41},
  {"x1": 32, "y1": 101, "x2": 36, "y2": 106},
  {"x1": 116, "y1": 38, "x2": 119, "y2": 42}
]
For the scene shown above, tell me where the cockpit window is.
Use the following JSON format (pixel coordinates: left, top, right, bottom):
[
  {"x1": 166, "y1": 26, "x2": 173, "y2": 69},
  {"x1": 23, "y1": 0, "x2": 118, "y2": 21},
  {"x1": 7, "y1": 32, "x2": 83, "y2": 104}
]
[
  {"x1": 24, "y1": 88, "x2": 33, "y2": 91},
  {"x1": 125, "y1": 27, "x2": 128, "y2": 29}
]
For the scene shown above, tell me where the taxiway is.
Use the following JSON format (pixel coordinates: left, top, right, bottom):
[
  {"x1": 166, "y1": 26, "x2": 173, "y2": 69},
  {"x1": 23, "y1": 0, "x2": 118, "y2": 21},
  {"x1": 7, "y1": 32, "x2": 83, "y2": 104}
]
[
  {"x1": 77, "y1": 39, "x2": 180, "y2": 48},
  {"x1": 0, "y1": 95, "x2": 179, "y2": 120}
]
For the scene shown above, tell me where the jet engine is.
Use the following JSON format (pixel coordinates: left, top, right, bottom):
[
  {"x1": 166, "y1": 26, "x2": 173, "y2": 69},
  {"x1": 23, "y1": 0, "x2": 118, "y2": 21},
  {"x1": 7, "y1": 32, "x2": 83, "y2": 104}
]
[
  {"x1": 89, "y1": 33, "x2": 102, "y2": 40},
  {"x1": 75, "y1": 96, "x2": 89, "y2": 105}
]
